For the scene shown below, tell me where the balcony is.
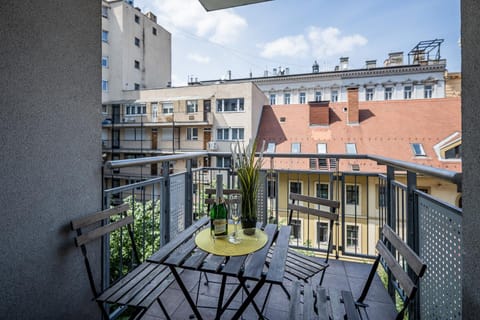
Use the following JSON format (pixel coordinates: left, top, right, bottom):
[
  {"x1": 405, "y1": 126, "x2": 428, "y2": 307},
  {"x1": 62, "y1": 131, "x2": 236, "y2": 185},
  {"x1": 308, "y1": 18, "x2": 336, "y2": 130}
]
[{"x1": 102, "y1": 152, "x2": 462, "y2": 319}]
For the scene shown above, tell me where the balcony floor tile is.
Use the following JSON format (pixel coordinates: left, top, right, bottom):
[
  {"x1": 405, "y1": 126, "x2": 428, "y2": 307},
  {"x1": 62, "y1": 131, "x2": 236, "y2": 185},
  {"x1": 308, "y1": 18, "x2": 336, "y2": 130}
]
[{"x1": 144, "y1": 260, "x2": 396, "y2": 319}]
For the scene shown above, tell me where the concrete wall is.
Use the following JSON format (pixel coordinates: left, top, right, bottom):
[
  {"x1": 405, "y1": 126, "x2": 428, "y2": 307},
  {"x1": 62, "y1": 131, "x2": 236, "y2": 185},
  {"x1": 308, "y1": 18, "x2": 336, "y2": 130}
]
[
  {"x1": 462, "y1": 0, "x2": 480, "y2": 317},
  {"x1": 0, "y1": 1, "x2": 102, "y2": 319}
]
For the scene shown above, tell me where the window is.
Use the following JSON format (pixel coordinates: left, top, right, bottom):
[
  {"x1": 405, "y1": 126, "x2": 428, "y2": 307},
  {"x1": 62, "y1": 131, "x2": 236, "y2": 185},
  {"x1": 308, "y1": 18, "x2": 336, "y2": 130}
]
[
  {"x1": 101, "y1": 6, "x2": 108, "y2": 18},
  {"x1": 125, "y1": 103, "x2": 146, "y2": 115},
  {"x1": 317, "y1": 143, "x2": 327, "y2": 154},
  {"x1": 124, "y1": 128, "x2": 145, "y2": 141},
  {"x1": 315, "y1": 91, "x2": 322, "y2": 102},
  {"x1": 134, "y1": 14, "x2": 140, "y2": 24},
  {"x1": 284, "y1": 93, "x2": 291, "y2": 104},
  {"x1": 162, "y1": 102, "x2": 173, "y2": 114},
  {"x1": 318, "y1": 158, "x2": 328, "y2": 169},
  {"x1": 384, "y1": 87, "x2": 393, "y2": 100},
  {"x1": 289, "y1": 181, "x2": 302, "y2": 195},
  {"x1": 346, "y1": 225, "x2": 359, "y2": 248},
  {"x1": 134, "y1": 37, "x2": 140, "y2": 47},
  {"x1": 309, "y1": 158, "x2": 317, "y2": 169},
  {"x1": 134, "y1": 83, "x2": 140, "y2": 90},
  {"x1": 331, "y1": 90, "x2": 338, "y2": 102},
  {"x1": 424, "y1": 85, "x2": 433, "y2": 98},
  {"x1": 445, "y1": 144, "x2": 461, "y2": 159},
  {"x1": 216, "y1": 156, "x2": 231, "y2": 168},
  {"x1": 186, "y1": 100, "x2": 198, "y2": 113},
  {"x1": 152, "y1": 27, "x2": 157, "y2": 35},
  {"x1": 266, "y1": 142, "x2": 276, "y2": 153},
  {"x1": 216, "y1": 128, "x2": 243, "y2": 140},
  {"x1": 378, "y1": 185, "x2": 386, "y2": 208},
  {"x1": 216, "y1": 98, "x2": 244, "y2": 112},
  {"x1": 269, "y1": 94, "x2": 276, "y2": 105},
  {"x1": 316, "y1": 222, "x2": 328, "y2": 244},
  {"x1": 299, "y1": 92, "x2": 306, "y2": 104},
  {"x1": 316, "y1": 183, "x2": 329, "y2": 199},
  {"x1": 102, "y1": 104, "x2": 107, "y2": 114},
  {"x1": 187, "y1": 128, "x2": 198, "y2": 141},
  {"x1": 102, "y1": 30, "x2": 108, "y2": 42},
  {"x1": 102, "y1": 80, "x2": 108, "y2": 92},
  {"x1": 291, "y1": 219, "x2": 302, "y2": 242},
  {"x1": 134, "y1": 60, "x2": 140, "y2": 69},
  {"x1": 280, "y1": 117, "x2": 286, "y2": 122},
  {"x1": 365, "y1": 88, "x2": 374, "y2": 101},
  {"x1": 346, "y1": 185, "x2": 359, "y2": 205},
  {"x1": 411, "y1": 143, "x2": 426, "y2": 156},
  {"x1": 151, "y1": 102, "x2": 158, "y2": 120},
  {"x1": 404, "y1": 86, "x2": 412, "y2": 99},
  {"x1": 112, "y1": 129, "x2": 120, "y2": 148},
  {"x1": 101, "y1": 56, "x2": 108, "y2": 68},
  {"x1": 291, "y1": 142, "x2": 301, "y2": 153},
  {"x1": 231, "y1": 128, "x2": 244, "y2": 140},
  {"x1": 345, "y1": 143, "x2": 357, "y2": 154},
  {"x1": 267, "y1": 180, "x2": 277, "y2": 198},
  {"x1": 216, "y1": 128, "x2": 229, "y2": 140}
]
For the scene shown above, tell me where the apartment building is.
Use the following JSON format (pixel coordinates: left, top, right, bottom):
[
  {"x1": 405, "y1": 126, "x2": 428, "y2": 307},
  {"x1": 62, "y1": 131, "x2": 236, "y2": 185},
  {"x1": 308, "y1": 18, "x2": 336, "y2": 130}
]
[
  {"x1": 101, "y1": 0, "x2": 172, "y2": 102},
  {"x1": 202, "y1": 40, "x2": 451, "y2": 105},
  {"x1": 256, "y1": 91, "x2": 461, "y2": 255},
  {"x1": 102, "y1": 82, "x2": 268, "y2": 183}
]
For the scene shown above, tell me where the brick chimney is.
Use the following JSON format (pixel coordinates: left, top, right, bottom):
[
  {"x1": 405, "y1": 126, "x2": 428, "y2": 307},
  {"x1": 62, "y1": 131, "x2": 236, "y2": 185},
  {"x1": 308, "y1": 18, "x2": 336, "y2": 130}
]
[
  {"x1": 347, "y1": 87, "x2": 359, "y2": 125},
  {"x1": 309, "y1": 101, "x2": 330, "y2": 126}
]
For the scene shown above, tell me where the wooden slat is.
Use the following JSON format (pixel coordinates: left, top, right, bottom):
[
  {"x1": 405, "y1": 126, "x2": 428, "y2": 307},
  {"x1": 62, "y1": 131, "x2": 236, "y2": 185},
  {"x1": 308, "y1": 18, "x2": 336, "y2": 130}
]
[
  {"x1": 127, "y1": 267, "x2": 172, "y2": 306},
  {"x1": 148, "y1": 216, "x2": 209, "y2": 263},
  {"x1": 75, "y1": 215, "x2": 133, "y2": 247},
  {"x1": 137, "y1": 271, "x2": 177, "y2": 308},
  {"x1": 163, "y1": 238, "x2": 197, "y2": 266},
  {"x1": 201, "y1": 254, "x2": 226, "y2": 272},
  {"x1": 182, "y1": 249, "x2": 209, "y2": 270},
  {"x1": 205, "y1": 188, "x2": 240, "y2": 195},
  {"x1": 316, "y1": 287, "x2": 330, "y2": 320},
  {"x1": 303, "y1": 283, "x2": 316, "y2": 320},
  {"x1": 97, "y1": 262, "x2": 152, "y2": 302},
  {"x1": 376, "y1": 240, "x2": 416, "y2": 298},
  {"x1": 289, "y1": 193, "x2": 340, "y2": 208},
  {"x1": 382, "y1": 225, "x2": 427, "y2": 277},
  {"x1": 288, "y1": 203, "x2": 338, "y2": 221},
  {"x1": 71, "y1": 203, "x2": 130, "y2": 230},
  {"x1": 222, "y1": 255, "x2": 248, "y2": 276},
  {"x1": 243, "y1": 224, "x2": 277, "y2": 280},
  {"x1": 266, "y1": 225, "x2": 291, "y2": 283},
  {"x1": 287, "y1": 280, "x2": 301, "y2": 319},
  {"x1": 341, "y1": 290, "x2": 361, "y2": 320}
]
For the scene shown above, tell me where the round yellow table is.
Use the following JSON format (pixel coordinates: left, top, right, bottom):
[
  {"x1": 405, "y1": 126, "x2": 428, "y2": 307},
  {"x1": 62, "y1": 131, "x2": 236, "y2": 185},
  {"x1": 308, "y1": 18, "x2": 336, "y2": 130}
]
[{"x1": 195, "y1": 225, "x2": 268, "y2": 256}]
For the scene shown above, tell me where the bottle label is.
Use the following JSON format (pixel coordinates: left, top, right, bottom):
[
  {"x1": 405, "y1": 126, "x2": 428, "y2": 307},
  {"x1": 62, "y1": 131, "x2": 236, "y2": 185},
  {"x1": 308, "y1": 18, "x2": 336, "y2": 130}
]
[{"x1": 213, "y1": 219, "x2": 227, "y2": 235}]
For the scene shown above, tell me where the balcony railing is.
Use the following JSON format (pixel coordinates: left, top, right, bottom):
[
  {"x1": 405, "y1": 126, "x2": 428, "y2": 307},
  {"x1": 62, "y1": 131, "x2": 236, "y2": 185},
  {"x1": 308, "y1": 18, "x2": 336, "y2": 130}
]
[{"x1": 103, "y1": 152, "x2": 462, "y2": 319}]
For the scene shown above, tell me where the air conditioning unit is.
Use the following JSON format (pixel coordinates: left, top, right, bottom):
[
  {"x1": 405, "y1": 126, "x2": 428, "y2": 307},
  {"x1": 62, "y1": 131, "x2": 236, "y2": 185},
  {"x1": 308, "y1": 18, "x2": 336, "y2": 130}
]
[{"x1": 207, "y1": 141, "x2": 217, "y2": 151}]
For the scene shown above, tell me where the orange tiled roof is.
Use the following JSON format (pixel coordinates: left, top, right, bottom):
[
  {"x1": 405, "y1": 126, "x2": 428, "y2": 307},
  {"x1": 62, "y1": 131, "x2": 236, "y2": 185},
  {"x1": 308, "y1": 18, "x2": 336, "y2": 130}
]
[{"x1": 257, "y1": 97, "x2": 461, "y2": 173}]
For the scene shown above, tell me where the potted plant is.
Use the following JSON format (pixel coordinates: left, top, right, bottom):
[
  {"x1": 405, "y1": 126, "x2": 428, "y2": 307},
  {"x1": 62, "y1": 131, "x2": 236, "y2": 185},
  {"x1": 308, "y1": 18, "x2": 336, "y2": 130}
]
[{"x1": 231, "y1": 140, "x2": 263, "y2": 235}]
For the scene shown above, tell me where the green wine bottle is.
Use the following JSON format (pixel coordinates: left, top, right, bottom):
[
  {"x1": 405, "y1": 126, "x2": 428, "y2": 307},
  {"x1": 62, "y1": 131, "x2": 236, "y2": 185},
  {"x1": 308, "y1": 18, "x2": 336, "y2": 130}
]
[{"x1": 211, "y1": 174, "x2": 228, "y2": 237}]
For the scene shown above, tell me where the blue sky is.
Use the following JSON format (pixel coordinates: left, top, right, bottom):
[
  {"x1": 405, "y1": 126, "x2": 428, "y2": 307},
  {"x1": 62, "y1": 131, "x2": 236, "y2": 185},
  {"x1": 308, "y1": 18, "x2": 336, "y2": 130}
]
[{"x1": 134, "y1": 0, "x2": 461, "y2": 86}]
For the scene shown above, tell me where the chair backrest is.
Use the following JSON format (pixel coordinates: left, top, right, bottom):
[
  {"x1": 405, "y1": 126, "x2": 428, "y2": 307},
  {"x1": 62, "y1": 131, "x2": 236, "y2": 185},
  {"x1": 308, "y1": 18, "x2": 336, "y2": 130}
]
[
  {"x1": 359, "y1": 224, "x2": 427, "y2": 320},
  {"x1": 204, "y1": 188, "x2": 241, "y2": 206},
  {"x1": 287, "y1": 193, "x2": 340, "y2": 261},
  {"x1": 70, "y1": 203, "x2": 136, "y2": 297}
]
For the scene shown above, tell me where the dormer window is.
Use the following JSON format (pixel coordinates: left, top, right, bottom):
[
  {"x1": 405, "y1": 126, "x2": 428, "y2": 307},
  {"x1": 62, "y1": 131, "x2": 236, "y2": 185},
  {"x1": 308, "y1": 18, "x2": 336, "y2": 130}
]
[{"x1": 411, "y1": 143, "x2": 426, "y2": 156}]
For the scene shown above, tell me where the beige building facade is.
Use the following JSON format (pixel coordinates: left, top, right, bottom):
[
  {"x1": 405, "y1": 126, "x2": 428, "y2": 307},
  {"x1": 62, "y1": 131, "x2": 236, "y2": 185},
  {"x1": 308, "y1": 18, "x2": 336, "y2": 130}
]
[{"x1": 102, "y1": 0, "x2": 171, "y2": 103}]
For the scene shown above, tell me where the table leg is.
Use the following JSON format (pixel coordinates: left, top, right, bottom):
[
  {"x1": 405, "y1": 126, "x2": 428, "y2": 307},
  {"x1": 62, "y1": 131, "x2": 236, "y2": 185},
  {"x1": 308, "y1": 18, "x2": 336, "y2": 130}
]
[
  {"x1": 215, "y1": 274, "x2": 227, "y2": 320},
  {"x1": 230, "y1": 277, "x2": 266, "y2": 320},
  {"x1": 169, "y1": 266, "x2": 203, "y2": 320}
]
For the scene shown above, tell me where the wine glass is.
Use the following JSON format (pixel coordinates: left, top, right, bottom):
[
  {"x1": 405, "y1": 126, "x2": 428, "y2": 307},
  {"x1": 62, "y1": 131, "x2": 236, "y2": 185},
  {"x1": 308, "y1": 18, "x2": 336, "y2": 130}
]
[{"x1": 228, "y1": 193, "x2": 242, "y2": 244}]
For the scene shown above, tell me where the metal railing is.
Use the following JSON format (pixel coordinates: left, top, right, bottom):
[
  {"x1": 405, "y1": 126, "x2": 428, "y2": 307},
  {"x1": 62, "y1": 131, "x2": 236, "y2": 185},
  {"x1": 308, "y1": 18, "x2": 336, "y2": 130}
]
[{"x1": 103, "y1": 152, "x2": 462, "y2": 319}]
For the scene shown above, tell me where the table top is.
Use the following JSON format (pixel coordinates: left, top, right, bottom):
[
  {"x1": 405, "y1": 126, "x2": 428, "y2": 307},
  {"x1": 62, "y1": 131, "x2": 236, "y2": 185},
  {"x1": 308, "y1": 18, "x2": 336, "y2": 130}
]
[
  {"x1": 194, "y1": 226, "x2": 268, "y2": 256},
  {"x1": 147, "y1": 216, "x2": 291, "y2": 284}
]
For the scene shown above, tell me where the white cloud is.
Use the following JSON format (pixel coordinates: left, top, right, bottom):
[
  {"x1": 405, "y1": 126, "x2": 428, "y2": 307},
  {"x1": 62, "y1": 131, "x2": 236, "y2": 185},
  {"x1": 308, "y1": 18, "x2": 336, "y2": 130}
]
[
  {"x1": 307, "y1": 26, "x2": 368, "y2": 57},
  {"x1": 149, "y1": 0, "x2": 247, "y2": 45},
  {"x1": 260, "y1": 35, "x2": 309, "y2": 58},
  {"x1": 259, "y1": 26, "x2": 367, "y2": 59},
  {"x1": 187, "y1": 53, "x2": 211, "y2": 64}
]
